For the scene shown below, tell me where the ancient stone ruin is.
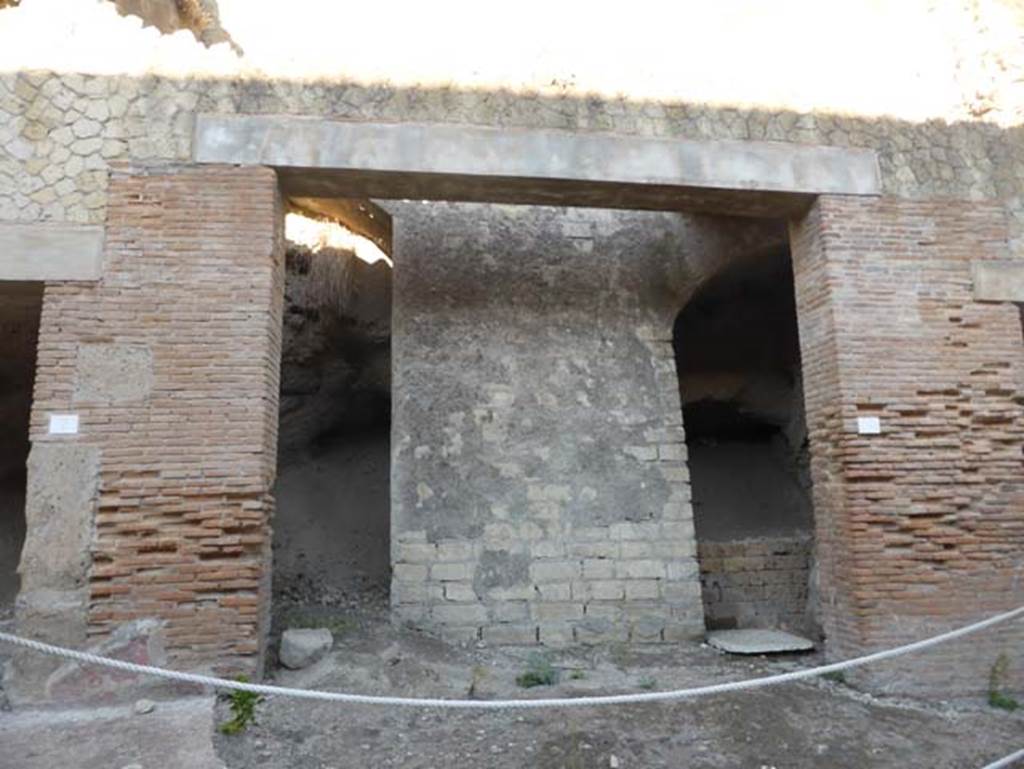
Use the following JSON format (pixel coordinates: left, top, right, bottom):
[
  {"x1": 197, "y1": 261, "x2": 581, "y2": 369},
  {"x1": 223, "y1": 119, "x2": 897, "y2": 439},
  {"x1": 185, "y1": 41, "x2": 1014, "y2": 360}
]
[{"x1": 0, "y1": 0, "x2": 1021, "y2": 707}]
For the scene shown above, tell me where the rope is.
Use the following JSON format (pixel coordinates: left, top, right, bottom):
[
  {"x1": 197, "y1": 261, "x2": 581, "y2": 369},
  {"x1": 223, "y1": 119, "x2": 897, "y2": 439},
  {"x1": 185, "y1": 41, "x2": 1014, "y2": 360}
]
[
  {"x1": 981, "y1": 748, "x2": 1024, "y2": 769},
  {"x1": 0, "y1": 605, "x2": 1021, "y2": 710}
]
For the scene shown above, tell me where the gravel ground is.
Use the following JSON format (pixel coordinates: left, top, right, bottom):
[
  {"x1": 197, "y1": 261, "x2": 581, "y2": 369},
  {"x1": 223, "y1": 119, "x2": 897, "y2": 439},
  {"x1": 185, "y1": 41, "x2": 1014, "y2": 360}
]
[
  {"x1": 1, "y1": 697, "x2": 224, "y2": 769},
  {"x1": 1, "y1": 600, "x2": 1019, "y2": 768},
  {"x1": 211, "y1": 604, "x2": 1023, "y2": 769}
]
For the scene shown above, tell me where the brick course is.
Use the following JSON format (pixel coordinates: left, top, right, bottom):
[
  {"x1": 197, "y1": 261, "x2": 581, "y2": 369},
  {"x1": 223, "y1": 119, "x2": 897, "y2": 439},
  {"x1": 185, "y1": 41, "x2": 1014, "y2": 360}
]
[
  {"x1": 790, "y1": 196, "x2": 1024, "y2": 696},
  {"x1": 27, "y1": 164, "x2": 283, "y2": 675}
]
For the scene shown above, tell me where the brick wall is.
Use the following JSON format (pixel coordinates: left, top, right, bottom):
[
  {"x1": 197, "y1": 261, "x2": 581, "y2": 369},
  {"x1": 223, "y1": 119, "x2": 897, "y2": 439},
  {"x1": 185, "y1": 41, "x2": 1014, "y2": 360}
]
[
  {"x1": 23, "y1": 164, "x2": 282, "y2": 677},
  {"x1": 790, "y1": 196, "x2": 1024, "y2": 697},
  {"x1": 697, "y1": 537, "x2": 813, "y2": 635}
]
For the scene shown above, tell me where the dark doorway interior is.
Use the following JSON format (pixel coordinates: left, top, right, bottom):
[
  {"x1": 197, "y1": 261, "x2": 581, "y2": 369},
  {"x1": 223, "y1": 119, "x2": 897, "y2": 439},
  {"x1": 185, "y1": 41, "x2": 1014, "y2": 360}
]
[
  {"x1": 272, "y1": 238, "x2": 392, "y2": 624},
  {"x1": 674, "y1": 248, "x2": 816, "y2": 634},
  {"x1": 0, "y1": 281, "x2": 42, "y2": 618}
]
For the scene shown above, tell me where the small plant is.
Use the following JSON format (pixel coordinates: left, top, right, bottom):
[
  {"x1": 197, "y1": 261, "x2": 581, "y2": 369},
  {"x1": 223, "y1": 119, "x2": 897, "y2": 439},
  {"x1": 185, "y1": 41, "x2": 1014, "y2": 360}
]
[
  {"x1": 568, "y1": 668, "x2": 586, "y2": 681},
  {"x1": 822, "y1": 671, "x2": 847, "y2": 685},
  {"x1": 609, "y1": 642, "x2": 631, "y2": 670},
  {"x1": 990, "y1": 690, "x2": 1019, "y2": 712},
  {"x1": 638, "y1": 676, "x2": 657, "y2": 691},
  {"x1": 516, "y1": 652, "x2": 558, "y2": 688},
  {"x1": 218, "y1": 676, "x2": 262, "y2": 735},
  {"x1": 468, "y1": 665, "x2": 488, "y2": 697},
  {"x1": 988, "y1": 654, "x2": 1020, "y2": 712}
]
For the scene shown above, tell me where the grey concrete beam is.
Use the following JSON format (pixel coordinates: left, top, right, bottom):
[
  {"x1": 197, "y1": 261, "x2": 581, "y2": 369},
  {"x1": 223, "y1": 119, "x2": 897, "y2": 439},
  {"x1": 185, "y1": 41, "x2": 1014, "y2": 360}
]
[
  {"x1": 972, "y1": 260, "x2": 1024, "y2": 302},
  {"x1": 0, "y1": 223, "x2": 104, "y2": 281},
  {"x1": 194, "y1": 116, "x2": 881, "y2": 217}
]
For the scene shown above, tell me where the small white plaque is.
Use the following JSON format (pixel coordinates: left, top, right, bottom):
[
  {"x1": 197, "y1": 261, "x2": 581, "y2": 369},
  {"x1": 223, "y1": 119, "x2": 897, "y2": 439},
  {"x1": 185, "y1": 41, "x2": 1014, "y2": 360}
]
[
  {"x1": 48, "y1": 414, "x2": 79, "y2": 435},
  {"x1": 856, "y1": 416, "x2": 881, "y2": 435}
]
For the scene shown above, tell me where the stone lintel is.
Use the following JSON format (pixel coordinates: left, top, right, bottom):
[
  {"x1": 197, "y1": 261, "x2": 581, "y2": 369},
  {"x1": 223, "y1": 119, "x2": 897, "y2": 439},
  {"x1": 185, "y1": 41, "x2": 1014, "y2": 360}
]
[{"x1": 194, "y1": 115, "x2": 881, "y2": 217}]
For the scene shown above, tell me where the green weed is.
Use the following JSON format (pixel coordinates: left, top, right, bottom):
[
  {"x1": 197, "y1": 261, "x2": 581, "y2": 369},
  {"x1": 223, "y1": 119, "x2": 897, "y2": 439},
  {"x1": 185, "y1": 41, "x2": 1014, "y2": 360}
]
[
  {"x1": 468, "y1": 665, "x2": 488, "y2": 697},
  {"x1": 988, "y1": 654, "x2": 1019, "y2": 712},
  {"x1": 218, "y1": 676, "x2": 262, "y2": 735},
  {"x1": 516, "y1": 652, "x2": 558, "y2": 688}
]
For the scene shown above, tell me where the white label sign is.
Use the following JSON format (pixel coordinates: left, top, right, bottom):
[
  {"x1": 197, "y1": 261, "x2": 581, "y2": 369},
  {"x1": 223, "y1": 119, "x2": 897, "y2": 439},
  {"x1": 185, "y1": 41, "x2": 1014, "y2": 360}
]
[
  {"x1": 48, "y1": 414, "x2": 79, "y2": 435},
  {"x1": 856, "y1": 416, "x2": 881, "y2": 435}
]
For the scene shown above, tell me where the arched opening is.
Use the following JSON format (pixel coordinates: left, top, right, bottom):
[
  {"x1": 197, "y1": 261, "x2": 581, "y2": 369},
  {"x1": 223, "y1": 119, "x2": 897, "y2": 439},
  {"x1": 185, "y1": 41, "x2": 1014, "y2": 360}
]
[{"x1": 674, "y1": 248, "x2": 817, "y2": 636}]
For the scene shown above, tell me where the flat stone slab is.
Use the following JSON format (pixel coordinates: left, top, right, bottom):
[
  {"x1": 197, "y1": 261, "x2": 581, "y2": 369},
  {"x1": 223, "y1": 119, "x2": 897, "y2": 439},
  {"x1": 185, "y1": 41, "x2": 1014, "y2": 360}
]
[
  {"x1": 194, "y1": 115, "x2": 881, "y2": 217},
  {"x1": 972, "y1": 260, "x2": 1024, "y2": 302},
  {"x1": 0, "y1": 223, "x2": 104, "y2": 281},
  {"x1": 706, "y1": 629, "x2": 815, "y2": 654}
]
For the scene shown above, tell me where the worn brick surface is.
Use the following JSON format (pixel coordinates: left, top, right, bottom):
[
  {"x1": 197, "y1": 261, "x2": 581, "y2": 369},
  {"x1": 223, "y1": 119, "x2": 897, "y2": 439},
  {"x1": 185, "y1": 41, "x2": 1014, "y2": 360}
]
[
  {"x1": 790, "y1": 196, "x2": 1024, "y2": 696},
  {"x1": 28, "y1": 164, "x2": 283, "y2": 675}
]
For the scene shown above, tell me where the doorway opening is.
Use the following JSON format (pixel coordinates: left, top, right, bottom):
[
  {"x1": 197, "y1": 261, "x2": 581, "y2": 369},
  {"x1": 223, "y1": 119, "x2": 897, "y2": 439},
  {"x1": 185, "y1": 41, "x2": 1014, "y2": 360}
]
[
  {"x1": 673, "y1": 247, "x2": 817, "y2": 635},
  {"x1": 0, "y1": 282, "x2": 42, "y2": 622},
  {"x1": 271, "y1": 212, "x2": 392, "y2": 633}
]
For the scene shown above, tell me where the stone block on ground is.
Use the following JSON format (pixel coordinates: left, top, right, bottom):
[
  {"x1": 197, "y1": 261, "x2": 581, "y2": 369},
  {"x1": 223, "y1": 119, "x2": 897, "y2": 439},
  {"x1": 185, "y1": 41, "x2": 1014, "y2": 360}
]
[
  {"x1": 280, "y1": 628, "x2": 333, "y2": 669},
  {"x1": 706, "y1": 628, "x2": 814, "y2": 654}
]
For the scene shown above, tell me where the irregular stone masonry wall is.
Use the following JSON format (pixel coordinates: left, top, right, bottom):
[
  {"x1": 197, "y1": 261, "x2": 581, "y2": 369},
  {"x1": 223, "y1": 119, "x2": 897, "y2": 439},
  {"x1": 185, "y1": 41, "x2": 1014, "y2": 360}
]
[
  {"x1": 790, "y1": 195, "x2": 1024, "y2": 697},
  {"x1": 20, "y1": 164, "x2": 282, "y2": 680},
  {"x1": 390, "y1": 203, "x2": 712, "y2": 646},
  {"x1": 1, "y1": 70, "x2": 1023, "y2": 256},
  {"x1": 697, "y1": 537, "x2": 813, "y2": 635}
]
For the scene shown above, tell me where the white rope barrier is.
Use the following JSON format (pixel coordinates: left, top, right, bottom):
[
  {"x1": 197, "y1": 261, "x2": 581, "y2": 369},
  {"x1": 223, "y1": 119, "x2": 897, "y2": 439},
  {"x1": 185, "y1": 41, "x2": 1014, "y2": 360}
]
[
  {"x1": 981, "y1": 748, "x2": 1024, "y2": 769},
  {"x1": 0, "y1": 605, "x2": 1021, "y2": 710}
]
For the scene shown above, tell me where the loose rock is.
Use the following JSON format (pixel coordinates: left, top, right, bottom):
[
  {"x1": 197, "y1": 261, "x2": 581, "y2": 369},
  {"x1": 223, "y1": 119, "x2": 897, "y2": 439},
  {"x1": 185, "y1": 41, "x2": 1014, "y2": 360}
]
[
  {"x1": 133, "y1": 699, "x2": 155, "y2": 715},
  {"x1": 280, "y1": 628, "x2": 333, "y2": 669}
]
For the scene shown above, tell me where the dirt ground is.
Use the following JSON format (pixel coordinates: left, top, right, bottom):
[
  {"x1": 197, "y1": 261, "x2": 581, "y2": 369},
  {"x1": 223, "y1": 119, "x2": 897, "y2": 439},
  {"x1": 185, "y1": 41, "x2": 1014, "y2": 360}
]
[
  {"x1": 1, "y1": 602, "x2": 1021, "y2": 769},
  {"x1": 213, "y1": 603, "x2": 1022, "y2": 769}
]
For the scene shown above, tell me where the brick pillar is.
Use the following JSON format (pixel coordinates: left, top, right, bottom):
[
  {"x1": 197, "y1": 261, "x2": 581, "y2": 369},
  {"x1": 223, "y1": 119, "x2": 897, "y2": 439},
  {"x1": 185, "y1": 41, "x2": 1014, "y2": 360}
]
[
  {"x1": 790, "y1": 196, "x2": 1024, "y2": 698},
  {"x1": 9, "y1": 165, "x2": 283, "y2": 700}
]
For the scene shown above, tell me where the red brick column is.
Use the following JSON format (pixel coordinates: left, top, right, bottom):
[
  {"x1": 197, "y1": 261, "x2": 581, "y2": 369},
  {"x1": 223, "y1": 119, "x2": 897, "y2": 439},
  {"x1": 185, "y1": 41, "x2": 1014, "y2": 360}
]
[
  {"x1": 790, "y1": 196, "x2": 1024, "y2": 697},
  {"x1": 24, "y1": 164, "x2": 283, "y2": 681}
]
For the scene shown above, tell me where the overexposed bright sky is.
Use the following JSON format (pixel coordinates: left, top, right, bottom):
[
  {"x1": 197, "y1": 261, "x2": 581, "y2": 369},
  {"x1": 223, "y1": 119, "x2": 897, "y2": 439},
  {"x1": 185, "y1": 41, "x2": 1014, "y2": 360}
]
[{"x1": 0, "y1": 0, "x2": 1021, "y2": 124}]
